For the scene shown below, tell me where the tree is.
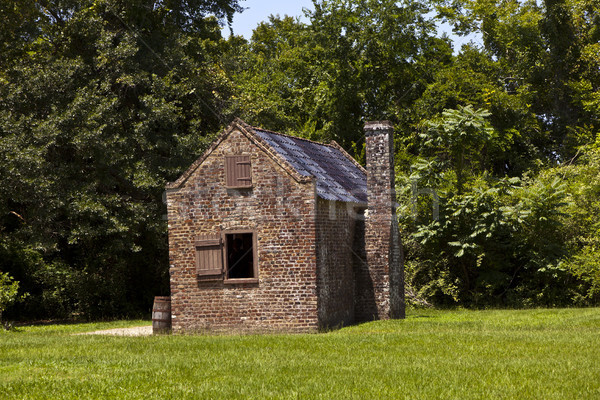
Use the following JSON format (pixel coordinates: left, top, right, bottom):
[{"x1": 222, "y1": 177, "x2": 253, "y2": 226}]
[
  {"x1": 409, "y1": 44, "x2": 547, "y2": 177},
  {"x1": 421, "y1": 105, "x2": 494, "y2": 194},
  {"x1": 228, "y1": 0, "x2": 451, "y2": 149},
  {"x1": 557, "y1": 145, "x2": 600, "y2": 302},
  {"x1": 433, "y1": 0, "x2": 599, "y2": 159},
  {"x1": 0, "y1": 0, "x2": 242, "y2": 319}
]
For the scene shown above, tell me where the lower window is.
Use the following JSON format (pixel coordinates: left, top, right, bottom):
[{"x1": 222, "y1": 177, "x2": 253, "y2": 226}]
[{"x1": 225, "y1": 232, "x2": 256, "y2": 280}]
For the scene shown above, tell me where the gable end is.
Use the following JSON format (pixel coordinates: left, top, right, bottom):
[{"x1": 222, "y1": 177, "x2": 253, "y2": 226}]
[{"x1": 166, "y1": 118, "x2": 313, "y2": 191}]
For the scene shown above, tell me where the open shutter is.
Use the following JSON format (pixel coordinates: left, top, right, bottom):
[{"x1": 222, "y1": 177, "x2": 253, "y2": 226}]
[
  {"x1": 225, "y1": 155, "x2": 252, "y2": 188},
  {"x1": 195, "y1": 234, "x2": 223, "y2": 279}
]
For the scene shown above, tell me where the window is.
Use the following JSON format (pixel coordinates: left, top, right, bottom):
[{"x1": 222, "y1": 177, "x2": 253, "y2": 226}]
[
  {"x1": 225, "y1": 155, "x2": 252, "y2": 188},
  {"x1": 224, "y1": 231, "x2": 257, "y2": 281},
  {"x1": 194, "y1": 231, "x2": 258, "y2": 282}
]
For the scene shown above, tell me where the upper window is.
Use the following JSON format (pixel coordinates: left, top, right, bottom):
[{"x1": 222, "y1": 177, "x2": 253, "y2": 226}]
[{"x1": 225, "y1": 155, "x2": 252, "y2": 188}]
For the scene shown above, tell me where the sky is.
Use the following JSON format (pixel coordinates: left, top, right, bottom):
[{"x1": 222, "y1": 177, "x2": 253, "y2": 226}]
[
  {"x1": 229, "y1": 0, "x2": 481, "y2": 49},
  {"x1": 230, "y1": 0, "x2": 314, "y2": 39}
]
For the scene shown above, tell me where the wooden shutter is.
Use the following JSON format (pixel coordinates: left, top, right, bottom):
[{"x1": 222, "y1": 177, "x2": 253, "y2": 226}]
[
  {"x1": 225, "y1": 155, "x2": 252, "y2": 188},
  {"x1": 195, "y1": 234, "x2": 223, "y2": 279}
]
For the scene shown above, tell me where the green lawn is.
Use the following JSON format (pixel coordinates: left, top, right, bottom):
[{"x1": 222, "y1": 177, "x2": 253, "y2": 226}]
[{"x1": 1, "y1": 308, "x2": 599, "y2": 399}]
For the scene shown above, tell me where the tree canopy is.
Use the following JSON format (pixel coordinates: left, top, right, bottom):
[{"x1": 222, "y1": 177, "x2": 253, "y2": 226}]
[{"x1": 0, "y1": 0, "x2": 241, "y2": 319}]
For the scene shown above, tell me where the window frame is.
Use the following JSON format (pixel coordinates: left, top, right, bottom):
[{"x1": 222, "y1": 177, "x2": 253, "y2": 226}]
[{"x1": 223, "y1": 229, "x2": 258, "y2": 284}]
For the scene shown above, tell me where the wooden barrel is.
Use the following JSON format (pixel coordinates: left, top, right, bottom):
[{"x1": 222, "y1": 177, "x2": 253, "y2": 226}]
[{"x1": 152, "y1": 296, "x2": 171, "y2": 334}]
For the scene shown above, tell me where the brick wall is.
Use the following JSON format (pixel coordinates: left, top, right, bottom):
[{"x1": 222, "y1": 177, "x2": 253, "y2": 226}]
[
  {"x1": 315, "y1": 198, "x2": 356, "y2": 329},
  {"x1": 166, "y1": 128, "x2": 319, "y2": 333},
  {"x1": 352, "y1": 208, "x2": 377, "y2": 321}
]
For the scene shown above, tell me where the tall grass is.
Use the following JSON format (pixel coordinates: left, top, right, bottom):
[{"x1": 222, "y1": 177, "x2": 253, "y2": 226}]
[{"x1": 1, "y1": 308, "x2": 599, "y2": 399}]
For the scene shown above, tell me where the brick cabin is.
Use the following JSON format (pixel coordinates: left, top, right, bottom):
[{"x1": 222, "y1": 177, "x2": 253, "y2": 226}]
[{"x1": 165, "y1": 118, "x2": 404, "y2": 333}]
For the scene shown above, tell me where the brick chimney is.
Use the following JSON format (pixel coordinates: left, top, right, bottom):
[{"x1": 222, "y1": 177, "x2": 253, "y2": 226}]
[{"x1": 362, "y1": 121, "x2": 405, "y2": 320}]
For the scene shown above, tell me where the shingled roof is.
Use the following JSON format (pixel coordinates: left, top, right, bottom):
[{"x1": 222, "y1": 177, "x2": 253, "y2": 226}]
[{"x1": 254, "y1": 128, "x2": 367, "y2": 204}]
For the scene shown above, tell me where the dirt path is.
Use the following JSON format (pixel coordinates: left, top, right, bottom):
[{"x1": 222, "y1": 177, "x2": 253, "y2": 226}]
[{"x1": 78, "y1": 325, "x2": 153, "y2": 336}]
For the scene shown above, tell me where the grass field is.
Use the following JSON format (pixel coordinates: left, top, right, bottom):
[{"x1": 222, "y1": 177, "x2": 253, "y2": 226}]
[{"x1": 1, "y1": 308, "x2": 599, "y2": 399}]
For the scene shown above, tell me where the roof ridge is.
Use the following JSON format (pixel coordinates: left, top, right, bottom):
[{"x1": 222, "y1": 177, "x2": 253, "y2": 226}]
[{"x1": 251, "y1": 126, "x2": 336, "y2": 148}]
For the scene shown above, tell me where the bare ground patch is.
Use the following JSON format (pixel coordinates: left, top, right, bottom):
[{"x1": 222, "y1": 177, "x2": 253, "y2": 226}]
[{"x1": 77, "y1": 325, "x2": 153, "y2": 336}]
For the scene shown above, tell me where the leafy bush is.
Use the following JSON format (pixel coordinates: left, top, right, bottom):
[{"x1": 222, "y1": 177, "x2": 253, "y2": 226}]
[
  {"x1": 0, "y1": 272, "x2": 27, "y2": 326},
  {"x1": 400, "y1": 172, "x2": 577, "y2": 307},
  {"x1": 557, "y1": 146, "x2": 600, "y2": 303},
  {"x1": 399, "y1": 106, "x2": 600, "y2": 308}
]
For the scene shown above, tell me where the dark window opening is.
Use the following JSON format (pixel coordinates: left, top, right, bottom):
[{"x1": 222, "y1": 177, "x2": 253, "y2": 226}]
[{"x1": 225, "y1": 232, "x2": 256, "y2": 279}]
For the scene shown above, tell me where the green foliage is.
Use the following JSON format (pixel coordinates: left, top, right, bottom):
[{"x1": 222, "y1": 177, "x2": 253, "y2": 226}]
[
  {"x1": 0, "y1": 0, "x2": 241, "y2": 319},
  {"x1": 0, "y1": 0, "x2": 599, "y2": 316},
  {"x1": 432, "y1": 0, "x2": 599, "y2": 158},
  {"x1": 0, "y1": 272, "x2": 27, "y2": 324},
  {"x1": 0, "y1": 238, "x2": 75, "y2": 319},
  {"x1": 227, "y1": 0, "x2": 451, "y2": 149},
  {"x1": 0, "y1": 273, "x2": 19, "y2": 315},
  {"x1": 409, "y1": 46, "x2": 547, "y2": 180},
  {"x1": 401, "y1": 144, "x2": 600, "y2": 307},
  {"x1": 400, "y1": 162, "x2": 577, "y2": 307},
  {"x1": 421, "y1": 105, "x2": 494, "y2": 193},
  {"x1": 395, "y1": 0, "x2": 599, "y2": 308},
  {"x1": 555, "y1": 146, "x2": 600, "y2": 301}
]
